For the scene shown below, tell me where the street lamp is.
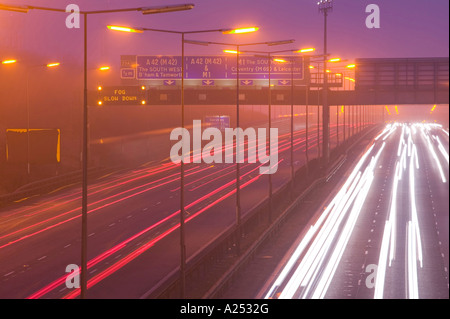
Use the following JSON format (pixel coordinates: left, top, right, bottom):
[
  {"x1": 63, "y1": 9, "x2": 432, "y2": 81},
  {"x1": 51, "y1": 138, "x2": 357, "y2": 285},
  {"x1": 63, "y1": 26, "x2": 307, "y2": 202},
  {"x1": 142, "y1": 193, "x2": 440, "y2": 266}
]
[
  {"x1": 296, "y1": 48, "x2": 316, "y2": 54},
  {"x1": 223, "y1": 49, "x2": 241, "y2": 54},
  {"x1": 107, "y1": 25, "x2": 143, "y2": 33},
  {"x1": 46, "y1": 62, "x2": 61, "y2": 68},
  {"x1": 140, "y1": 4, "x2": 195, "y2": 15},
  {"x1": 0, "y1": 4, "x2": 29, "y2": 12},
  {"x1": 108, "y1": 25, "x2": 258, "y2": 298},
  {"x1": 223, "y1": 27, "x2": 259, "y2": 34},
  {"x1": 328, "y1": 58, "x2": 341, "y2": 63},
  {"x1": 321, "y1": 58, "x2": 345, "y2": 147},
  {"x1": 1, "y1": 59, "x2": 17, "y2": 64},
  {"x1": 0, "y1": 2, "x2": 195, "y2": 299},
  {"x1": 318, "y1": 0, "x2": 333, "y2": 167}
]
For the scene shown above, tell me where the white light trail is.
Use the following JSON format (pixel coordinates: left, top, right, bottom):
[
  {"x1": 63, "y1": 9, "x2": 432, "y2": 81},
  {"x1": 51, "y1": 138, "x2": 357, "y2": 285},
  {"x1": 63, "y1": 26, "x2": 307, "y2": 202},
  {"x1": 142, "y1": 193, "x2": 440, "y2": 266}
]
[
  {"x1": 397, "y1": 125, "x2": 405, "y2": 156},
  {"x1": 375, "y1": 158, "x2": 402, "y2": 299},
  {"x1": 273, "y1": 142, "x2": 382, "y2": 299},
  {"x1": 263, "y1": 225, "x2": 317, "y2": 299},
  {"x1": 264, "y1": 123, "x2": 444, "y2": 300},
  {"x1": 425, "y1": 133, "x2": 447, "y2": 183},
  {"x1": 407, "y1": 222, "x2": 419, "y2": 299},
  {"x1": 375, "y1": 127, "x2": 389, "y2": 141},
  {"x1": 436, "y1": 136, "x2": 449, "y2": 165},
  {"x1": 374, "y1": 221, "x2": 391, "y2": 299},
  {"x1": 389, "y1": 163, "x2": 400, "y2": 266},
  {"x1": 413, "y1": 144, "x2": 420, "y2": 169},
  {"x1": 376, "y1": 124, "x2": 423, "y2": 299},
  {"x1": 383, "y1": 124, "x2": 398, "y2": 141},
  {"x1": 311, "y1": 144, "x2": 385, "y2": 299},
  {"x1": 409, "y1": 147, "x2": 423, "y2": 269}
]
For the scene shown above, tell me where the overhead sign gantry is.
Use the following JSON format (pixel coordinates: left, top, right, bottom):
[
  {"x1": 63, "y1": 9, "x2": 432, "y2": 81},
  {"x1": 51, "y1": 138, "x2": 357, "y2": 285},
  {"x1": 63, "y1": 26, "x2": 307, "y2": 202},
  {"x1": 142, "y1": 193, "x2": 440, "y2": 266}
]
[{"x1": 120, "y1": 55, "x2": 306, "y2": 81}]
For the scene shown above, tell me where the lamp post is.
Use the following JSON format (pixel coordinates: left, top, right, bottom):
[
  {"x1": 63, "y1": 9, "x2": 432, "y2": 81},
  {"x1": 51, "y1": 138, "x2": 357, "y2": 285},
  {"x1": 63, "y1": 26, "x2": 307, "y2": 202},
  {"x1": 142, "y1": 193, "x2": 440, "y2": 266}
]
[
  {"x1": 308, "y1": 59, "x2": 322, "y2": 160},
  {"x1": 336, "y1": 64, "x2": 356, "y2": 141},
  {"x1": 109, "y1": 25, "x2": 259, "y2": 298},
  {"x1": 321, "y1": 61, "x2": 352, "y2": 148},
  {"x1": 0, "y1": 2, "x2": 195, "y2": 299},
  {"x1": 318, "y1": 0, "x2": 333, "y2": 167},
  {"x1": 310, "y1": 55, "x2": 346, "y2": 160}
]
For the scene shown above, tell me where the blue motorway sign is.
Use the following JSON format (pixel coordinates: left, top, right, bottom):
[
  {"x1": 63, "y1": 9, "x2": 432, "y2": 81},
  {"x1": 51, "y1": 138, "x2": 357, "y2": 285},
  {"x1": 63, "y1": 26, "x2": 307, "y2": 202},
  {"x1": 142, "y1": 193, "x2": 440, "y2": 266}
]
[
  {"x1": 230, "y1": 56, "x2": 303, "y2": 80},
  {"x1": 136, "y1": 56, "x2": 182, "y2": 80},
  {"x1": 126, "y1": 55, "x2": 304, "y2": 81},
  {"x1": 121, "y1": 68, "x2": 136, "y2": 79},
  {"x1": 187, "y1": 56, "x2": 228, "y2": 80},
  {"x1": 205, "y1": 116, "x2": 230, "y2": 130}
]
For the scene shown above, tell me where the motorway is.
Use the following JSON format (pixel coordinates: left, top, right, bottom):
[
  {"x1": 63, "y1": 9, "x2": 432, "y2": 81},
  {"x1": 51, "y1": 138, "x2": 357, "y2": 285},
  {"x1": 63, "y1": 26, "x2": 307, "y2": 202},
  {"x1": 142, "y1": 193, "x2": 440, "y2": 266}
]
[
  {"x1": 0, "y1": 117, "x2": 361, "y2": 299},
  {"x1": 262, "y1": 123, "x2": 449, "y2": 299}
]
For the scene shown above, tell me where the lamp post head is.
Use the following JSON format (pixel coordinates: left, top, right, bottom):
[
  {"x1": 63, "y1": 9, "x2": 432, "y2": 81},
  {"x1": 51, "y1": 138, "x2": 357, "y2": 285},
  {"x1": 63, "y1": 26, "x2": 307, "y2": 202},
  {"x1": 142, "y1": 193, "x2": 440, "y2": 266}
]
[
  {"x1": 0, "y1": 4, "x2": 29, "y2": 13},
  {"x1": 223, "y1": 49, "x2": 241, "y2": 54},
  {"x1": 268, "y1": 39, "x2": 295, "y2": 46},
  {"x1": 46, "y1": 62, "x2": 61, "y2": 68},
  {"x1": 140, "y1": 4, "x2": 194, "y2": 14},
  {"x1": 317, "y1": 0, "x2": 333, "y2": 13},
  {"x1": 107, "y1": 25, "x2": 143, "y2": 33},
  {"x1": 296, "y1": 48, "x2": 316, "y2": 54},
  {"x1": 222, "y1": 27, "x2": 259, "y2": 35},
  {"x1": 184, "y1": 39, "x2": 210, "y2": 46},
  {"x1": 328, "y1": 58, "x2": 341, "y2": 63},
  {"x1": 1, "y1": 59, "x2": 17, "y2": 64}
]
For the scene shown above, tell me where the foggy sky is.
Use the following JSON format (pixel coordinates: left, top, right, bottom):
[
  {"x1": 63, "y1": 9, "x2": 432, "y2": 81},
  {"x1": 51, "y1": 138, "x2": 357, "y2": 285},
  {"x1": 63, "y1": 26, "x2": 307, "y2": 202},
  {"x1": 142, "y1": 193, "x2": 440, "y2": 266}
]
[{"x1": 0, "y1": 0, "x2": 449, "y2": 73}]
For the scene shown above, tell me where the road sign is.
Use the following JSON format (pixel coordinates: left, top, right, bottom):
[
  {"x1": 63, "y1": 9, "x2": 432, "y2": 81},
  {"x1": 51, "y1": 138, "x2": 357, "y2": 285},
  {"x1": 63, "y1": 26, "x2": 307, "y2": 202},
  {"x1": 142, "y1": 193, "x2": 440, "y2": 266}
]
[
  {"x1": 97, "y1": 86, "x2": 147, "y2": 105},
  {"x1": 136, "y1": 56, "x2": 182, "y2": 80},
  {"x1": 205, "y1": 116, "x2": 230, "y2": 130},
  {"x1": 122, "y1": 55, "x2": 304, "y2": 81},
  {"x1": 6, "y1": 129, "x2": 61, "y2": 164},
  {"x1": 121, "y1": 68, "x2": 136, "y2": 79},
  {"x1": 232, "y1": 56, "x2": 303, "y2": 80},
  {"x1": 186, "y1": 56, "x2": 227, "y2": 80}
]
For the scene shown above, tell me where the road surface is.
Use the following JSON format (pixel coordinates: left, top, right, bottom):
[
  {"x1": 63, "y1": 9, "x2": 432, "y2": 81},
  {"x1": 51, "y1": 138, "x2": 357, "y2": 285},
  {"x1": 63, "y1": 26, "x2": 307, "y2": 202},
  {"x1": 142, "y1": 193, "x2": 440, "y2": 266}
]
[{"x1": 262, "y1": 123, "x2": 449, "y2": 299}]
